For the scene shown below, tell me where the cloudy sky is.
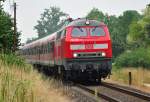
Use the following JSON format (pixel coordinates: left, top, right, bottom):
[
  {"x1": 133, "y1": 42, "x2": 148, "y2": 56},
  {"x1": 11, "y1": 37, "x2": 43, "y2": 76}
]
[{"x1": 3, "y1": 0, "x2": 149, "y2": 43}]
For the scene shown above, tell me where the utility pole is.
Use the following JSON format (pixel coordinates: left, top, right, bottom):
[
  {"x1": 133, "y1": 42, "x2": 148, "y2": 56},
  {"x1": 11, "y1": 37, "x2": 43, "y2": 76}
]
[{"x1": 13, "y1": 2, "x2": 17, "y2": 52}]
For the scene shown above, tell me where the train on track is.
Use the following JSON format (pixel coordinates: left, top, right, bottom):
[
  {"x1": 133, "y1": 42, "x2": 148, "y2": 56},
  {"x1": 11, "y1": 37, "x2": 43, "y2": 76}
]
[{"x1": 21, "y1": 18, "x2": 112, "y2": 82}]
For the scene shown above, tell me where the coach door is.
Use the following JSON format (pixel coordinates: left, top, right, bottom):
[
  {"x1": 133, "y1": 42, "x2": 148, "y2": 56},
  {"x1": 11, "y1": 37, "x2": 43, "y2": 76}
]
[
  {"x1": 55, "y1": 31, "x2": 62, "y2": 65},
  {"x1": 55, "y1": 30, "x2": 66, "y2": 65}
]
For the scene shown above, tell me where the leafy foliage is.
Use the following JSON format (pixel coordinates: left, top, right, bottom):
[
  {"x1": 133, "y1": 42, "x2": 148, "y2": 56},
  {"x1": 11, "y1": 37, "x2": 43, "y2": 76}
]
[
  {"x1": 34, "y1": 6, "x2": 67, "y2": 38},
  {"x1": 115, "y1": 48, "x2": 150, "y2": 69},
  {"x1": 26, "y1": 37, "x2": 38, "y2": 44},
  {"x1": 0, "y1": 2, "x2": 21, "y2": 53},
  {"x1": 128, "y1": 5, "x2": 150, "y2": 48},
  {"x1": 86, "y1": 8, "x2": 104, "y2": 21},
  {"x1": 0, "y1": 53, "x2": 32, "y2": 72},
  {"x1": 115, "y1": 5, "x2": 150, "y2": 68}
]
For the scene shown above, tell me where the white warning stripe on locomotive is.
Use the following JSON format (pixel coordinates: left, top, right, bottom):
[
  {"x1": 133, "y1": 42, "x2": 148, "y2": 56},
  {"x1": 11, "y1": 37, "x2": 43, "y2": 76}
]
[
  {"x1": 70, "y1": 44, "x2": 85, "y2": 50},
  {"x1": 93, "y1": 43, "x2": 108, "y2": 49},
  {"x1": 70, "y1": 44, "x2": 108, "y2": 50}
]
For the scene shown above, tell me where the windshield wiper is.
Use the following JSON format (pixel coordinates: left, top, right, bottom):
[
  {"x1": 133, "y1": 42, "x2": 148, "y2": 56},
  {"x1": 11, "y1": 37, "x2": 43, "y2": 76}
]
[
  {"x1": 77, "y1": 27, "x2": 83, "y2": 32},
  {"x1": 92, "y1": 26, "x2": 98, "y2": 32}
]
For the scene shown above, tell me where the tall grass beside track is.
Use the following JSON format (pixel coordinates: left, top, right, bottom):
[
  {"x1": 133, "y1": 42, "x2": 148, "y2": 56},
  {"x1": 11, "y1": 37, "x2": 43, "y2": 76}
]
[
  {"x1": 0, "y1": 54, "x2": 70, "y2": 102},
  {"x1": 109, "y1": 66, "x2": 150, "y2": 92}
]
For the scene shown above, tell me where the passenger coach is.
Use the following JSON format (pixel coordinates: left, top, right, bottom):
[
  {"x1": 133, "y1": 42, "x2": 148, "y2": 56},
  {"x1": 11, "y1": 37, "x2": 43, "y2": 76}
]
[{"x1": 21, "y1": 18, "x2": 112, "y2": 82}]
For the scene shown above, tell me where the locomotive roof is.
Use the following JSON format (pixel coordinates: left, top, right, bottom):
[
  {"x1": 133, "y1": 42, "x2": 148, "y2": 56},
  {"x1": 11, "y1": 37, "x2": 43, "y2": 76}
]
[
  {"x1": 22, "y1": 19, "x2": 105, "y2": 50},
  {"x1": 67, "y1": 19, "x2": 105, "y2": 27}
]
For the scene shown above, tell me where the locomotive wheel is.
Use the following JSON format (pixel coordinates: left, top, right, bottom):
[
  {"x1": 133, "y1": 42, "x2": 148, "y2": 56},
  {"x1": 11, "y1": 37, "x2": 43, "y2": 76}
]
[
  {"x1": 98, "y1": 76, "x2": 102, "y2": 84},
  {"x1": 60, "y1": 66, "x2": 65, "y2": 80},
  {"x1": 59, "y1": 66, "x2": 69, "y2": 81}
]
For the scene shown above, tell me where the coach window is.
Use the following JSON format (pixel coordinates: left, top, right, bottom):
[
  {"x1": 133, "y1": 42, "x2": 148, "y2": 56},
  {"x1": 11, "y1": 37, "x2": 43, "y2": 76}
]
[
  {"x1": 31, "y1": 48, "x2": 32, "y2": 55},
  {"x1": 46, "y1": 44, "x2": 48, "y2": 53},
  {"x1": 43, "y1": 45, "x2": 45, "y2": 54},
  {"x1": 42, "y1": 46, "x2": 44, "y2": 54},
  {"x1": 50, "y1": 42, "x2": 54, "y2": 52},
  {"x1": 43, "y1": 45, "x2": 44, "y2": 54},
  {"x1": 36, "y1": 47, "x2": 38, "y2": 54},
  {"x1": 29, "y1": 48, "x2": 31, "y2": 55},
  {"x1": 41, "y1": 46, "x2": 43, "y2": 54},
  {"x1": 45, "y1": 45, "x2": 47, "y2": 54},
  {"x1": 30, "y1": 49, "x2": 31, "y2": 55},
  {"x1": 33, "y1": 47, "x2": 35, "y2": 55},
  {"x1": 48, "y1": 42, "x2": 51, "y2": 52},
  {"x1": 39, "y1": 46, "x2": 41, "y2": 54},
  {"x1": 48, "y1": 43, "x2": 50, "y2": 52},
  {"x1": 28, "y1": 49, "x2": 29, "y2": 55},
  {"x1": 34, "y1": 47, "x2": 36, "y2": 55},
  {"x1": 28, "y1": 49, "x2": 30, "y2": 55},
  {"x1": 26, "y1": 49, "x2": 28, "y2": 55},
  {"x1": 40, "y1": 46, "x2": 42, "y2": 54},
  {"x1": 36, "y1": 47, "x2": 37, "y2": 55},
  {"x1": 32, "y1": 48, "x2": 33, "y2": 55},
  {"x1": 30, "y1": 48, "x2": 32, "y2": 55}
]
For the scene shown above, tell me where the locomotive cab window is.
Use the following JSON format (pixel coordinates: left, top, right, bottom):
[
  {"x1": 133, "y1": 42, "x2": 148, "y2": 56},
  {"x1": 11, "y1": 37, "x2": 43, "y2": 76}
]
[
  {"x1": 72, "y1": 27, "x2": 87, "y2": 37},
  {"x1": 90, "y1": 27, "x2": 105, "y2": 36}
]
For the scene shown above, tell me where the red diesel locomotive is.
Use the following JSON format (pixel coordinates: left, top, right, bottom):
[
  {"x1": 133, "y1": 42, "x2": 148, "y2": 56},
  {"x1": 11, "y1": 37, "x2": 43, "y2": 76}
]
[{"x1": 21, "y1": 19, "x2": 112, "y2": 82}]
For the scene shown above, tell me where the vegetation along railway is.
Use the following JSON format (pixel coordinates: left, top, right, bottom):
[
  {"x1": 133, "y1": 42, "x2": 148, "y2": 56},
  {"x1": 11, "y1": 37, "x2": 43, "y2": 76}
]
[{"x1": 20, "y1": 18, "x2": 112, "y2": 82}]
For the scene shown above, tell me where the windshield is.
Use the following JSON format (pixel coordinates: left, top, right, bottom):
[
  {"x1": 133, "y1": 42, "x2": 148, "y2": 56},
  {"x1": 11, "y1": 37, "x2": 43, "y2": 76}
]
[
  {"x1": 72, "y1": 27, "x2": 87, "y2": 37},
  {"x1": 90, "y1": 27, "x2": 105, "y2": 36}
]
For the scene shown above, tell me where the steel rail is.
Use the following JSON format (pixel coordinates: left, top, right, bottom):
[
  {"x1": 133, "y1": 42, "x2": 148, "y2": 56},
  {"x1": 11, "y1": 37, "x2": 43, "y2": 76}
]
[
  {"x1": 76, "y1": 84, "x2": 121, "y2": 102},
  {"x1": 102, "y1": 82, "x2": 150, "y2": 101}
]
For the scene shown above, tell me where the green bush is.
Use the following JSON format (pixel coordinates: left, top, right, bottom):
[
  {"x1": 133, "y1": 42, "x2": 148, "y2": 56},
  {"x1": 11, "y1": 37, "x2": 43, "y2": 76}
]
[
  {"x1": 115, "y1": 48, "x2": 150, "y2": 69},
  {"x1": 0, "y1": 53, "x2": 32, "y2": 72}
]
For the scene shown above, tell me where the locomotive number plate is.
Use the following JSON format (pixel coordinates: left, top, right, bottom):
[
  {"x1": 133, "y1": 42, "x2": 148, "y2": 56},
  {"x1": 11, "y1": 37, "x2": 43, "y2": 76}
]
[{"x1": 85, "y1": 44, "x2": 93, "y2": 49}]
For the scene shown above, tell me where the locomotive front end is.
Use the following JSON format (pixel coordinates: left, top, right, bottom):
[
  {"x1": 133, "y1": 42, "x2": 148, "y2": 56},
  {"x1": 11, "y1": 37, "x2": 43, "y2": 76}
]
[{"x1": 63, "y1": 19, "x2": 112, "y2": 81}]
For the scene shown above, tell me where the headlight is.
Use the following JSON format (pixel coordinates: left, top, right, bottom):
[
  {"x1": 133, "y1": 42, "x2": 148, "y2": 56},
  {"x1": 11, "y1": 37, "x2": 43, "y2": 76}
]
[
  {"x1": 85, "y1": 20, "x2": 90, "y2": 25},
  {"x1": 73, "y1": 53, "x2": 78, "y2": 57},
  {"x1": 102, "y1": 52, "x2": 106, "y2": 57}
]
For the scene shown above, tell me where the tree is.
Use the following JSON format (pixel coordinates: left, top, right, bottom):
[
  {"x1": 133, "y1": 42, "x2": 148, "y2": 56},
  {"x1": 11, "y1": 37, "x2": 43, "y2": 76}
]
[
  {"x1": 26, "y1": 37, "x2": 38, "y2": 44},
  {"x1": 34, "y1": 6, "x2": 67, "y2": 38},
  {"x1": 111, "y1": 10, "x2": 141, "y2": 57},
  {"x1": 86, "y1": 8, "x2": 104, "y2": 21},
  {"x1": 115, "y1": 4, "x2": 150, "y2": 68},
  {"x1": 0, "y1": 2, "x2": 20, "y2": 52},
  {"x1": 128, "y1": 4, "x2": 150, "y2": 48}
]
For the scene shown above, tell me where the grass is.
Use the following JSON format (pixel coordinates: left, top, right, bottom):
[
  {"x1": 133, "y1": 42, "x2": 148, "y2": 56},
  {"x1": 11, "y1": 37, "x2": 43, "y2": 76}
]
[
  {"x1": 0, "y1": 54, "x2": 70, "y2": 102},
  {"x1": 108, "y1": 66, "x2": 150, "y2": 92}
]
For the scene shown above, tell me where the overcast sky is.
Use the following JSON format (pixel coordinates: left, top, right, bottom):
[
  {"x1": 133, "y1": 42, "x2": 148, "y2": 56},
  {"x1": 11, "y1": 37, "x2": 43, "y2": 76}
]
[{"x1": 3, "y1": 0, "x2": 149, "y2": 43}]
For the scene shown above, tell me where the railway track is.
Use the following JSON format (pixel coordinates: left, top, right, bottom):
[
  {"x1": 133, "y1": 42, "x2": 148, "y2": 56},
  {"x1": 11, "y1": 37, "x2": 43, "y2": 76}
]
[
  {"x1": 74, "y1": 82, "x2": 150, "y2": 102},
  {"x1": 101, "y1": 82, "x2": 150, "y2": 101},
  {"x1": 76, "y1": 84, "x2": 121, "y2": 102}
]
